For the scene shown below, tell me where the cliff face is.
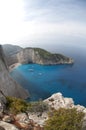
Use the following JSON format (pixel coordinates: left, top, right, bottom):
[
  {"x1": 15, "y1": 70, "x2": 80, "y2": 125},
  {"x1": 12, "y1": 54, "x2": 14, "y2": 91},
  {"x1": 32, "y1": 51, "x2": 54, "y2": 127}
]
[
  {"x1": 17, "y1": 48, "x2": 74, "y2": 65},
  {"x1": 2, "y1": 44, "x2": 22, "y2": 56},
  {"x1": 2, "y1": 44, "x2": 22, "y2": 66},
  {"x1": 0, "y1": 45, "x2": 29, "y2": 99},
  {"x1": 2, "y1": 45, "x2": 73, "y2": 67}
]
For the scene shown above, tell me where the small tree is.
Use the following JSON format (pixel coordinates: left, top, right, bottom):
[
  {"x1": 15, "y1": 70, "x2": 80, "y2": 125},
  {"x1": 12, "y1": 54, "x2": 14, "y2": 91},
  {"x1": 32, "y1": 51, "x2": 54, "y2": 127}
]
[{"x1": 44, "y1": 108, "x2": 84, "y2": 130}]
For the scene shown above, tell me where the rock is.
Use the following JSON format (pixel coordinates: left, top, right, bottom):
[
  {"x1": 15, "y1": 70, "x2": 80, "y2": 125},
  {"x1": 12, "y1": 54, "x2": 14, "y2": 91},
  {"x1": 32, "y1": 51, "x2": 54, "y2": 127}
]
[
  {"x1": 0, "y1": 91, "x2": 7, "y2": 118},
  {"x1": 2, "y1": 45, "x2": 74, "y2": 66},
  {"x1": 28, "y1": 112, "x2": 48, "y2": 126},
  {"x1": 14, "y1": 113, "x2": 29, "y2": 123},
  {"x1": 14, "y1": 113, "x2": 30, "y2": 129},
  {"x1": 2, "y1": 115, "x2": 14, "y2": 123},
  {"x1": 2, "y1": 44, "x2": 22, "y2": 57},
  {"x1": 17, "y1": 48, "x2": 74, "y2": 65},
  {"x1": 0, "y1": 91, "x2": 7, "y2": 115},
  {"x1": 44, "y1": 92, "x2": 86, "y2": 129},
  {"x1": 44, "y1": 92, "x2": 74, "y2": 109},
  {"x1": 33, "y1": 124, "x2": 44, "y2": 130},
  {"x1": 75, "y1": 105, "x2": 86, "y2": 112},
  {"x1": 0, "y1": 126, "x2": 5, "y2": 130},
  {"x1": 0, "y1": 45, "x2": 29, "y2": 99},
  {"x1": 0, "y1": 121, "x2": 19, "y2": 130}
]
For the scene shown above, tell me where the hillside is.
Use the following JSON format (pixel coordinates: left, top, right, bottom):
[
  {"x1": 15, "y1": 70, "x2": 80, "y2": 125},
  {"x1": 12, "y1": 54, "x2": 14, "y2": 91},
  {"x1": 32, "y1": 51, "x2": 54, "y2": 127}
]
[
  {"x1": 2, "y1": 44, "x2": 23, "y2": 66},
  {"x1": 2, "y1": 44, "x2": 22, "y2": 56}
]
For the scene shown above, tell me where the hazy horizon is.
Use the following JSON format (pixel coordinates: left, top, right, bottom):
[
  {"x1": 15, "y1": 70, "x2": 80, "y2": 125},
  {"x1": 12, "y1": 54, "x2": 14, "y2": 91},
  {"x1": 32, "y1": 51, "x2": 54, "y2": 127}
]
[{"x1": 0, "y1": 0, "x2": 86, "y2": 49}]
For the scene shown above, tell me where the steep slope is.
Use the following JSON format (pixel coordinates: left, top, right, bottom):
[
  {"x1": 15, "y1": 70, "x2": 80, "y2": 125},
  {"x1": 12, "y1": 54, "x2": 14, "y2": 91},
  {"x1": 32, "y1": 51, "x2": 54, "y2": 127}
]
[
  {"x1": 2, "y1": 44, "x2": 22, "y2": 56},
  {"x1": 2, "y1": 44, "x2": 22, "y2": 66},
  {"x1": 17, "y1": 47, "x2": 74, "y2": 65},
  {"x1": 0, "y1": 45, "x2": 29, "y2": 99}
]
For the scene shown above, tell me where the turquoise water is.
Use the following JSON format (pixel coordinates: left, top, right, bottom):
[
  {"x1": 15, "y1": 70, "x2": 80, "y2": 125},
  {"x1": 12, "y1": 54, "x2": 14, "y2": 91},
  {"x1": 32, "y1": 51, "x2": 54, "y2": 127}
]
[{"x1": 11, "y1": 58, "x2": 86, "y2": 106}]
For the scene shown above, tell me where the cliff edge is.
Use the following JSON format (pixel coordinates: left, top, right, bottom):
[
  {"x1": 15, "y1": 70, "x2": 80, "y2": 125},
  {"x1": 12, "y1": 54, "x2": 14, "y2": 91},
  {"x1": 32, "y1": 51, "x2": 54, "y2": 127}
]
[
  {"x1": 17, "y1": 48, "x2": 74, "y2": 65},
  {"x1": 0, "y1": 45, "x2": 29, "y2": 99},
  {"x1": 2, "y1": 45, "x2": 74, "y2": 67}
]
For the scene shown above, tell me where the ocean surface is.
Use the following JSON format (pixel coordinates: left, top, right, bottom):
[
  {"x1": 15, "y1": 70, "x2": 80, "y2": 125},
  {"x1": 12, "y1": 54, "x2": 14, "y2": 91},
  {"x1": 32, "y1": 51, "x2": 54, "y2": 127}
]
[{"x1": 10, "y1": 46, "x2": 86, "y2": 106}]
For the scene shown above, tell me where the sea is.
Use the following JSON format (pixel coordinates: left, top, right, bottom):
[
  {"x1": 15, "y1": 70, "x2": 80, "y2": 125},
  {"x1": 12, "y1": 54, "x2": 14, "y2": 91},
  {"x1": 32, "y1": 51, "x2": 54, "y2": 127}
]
[{"x1": 10, "y1": 44, "x2": 86, "y2": 106}]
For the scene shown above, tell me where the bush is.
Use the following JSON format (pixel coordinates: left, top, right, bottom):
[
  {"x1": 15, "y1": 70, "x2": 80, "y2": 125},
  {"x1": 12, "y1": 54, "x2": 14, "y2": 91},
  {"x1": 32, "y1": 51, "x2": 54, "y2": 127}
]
[
  {"x1": 6, "y1": 97, "x2": 48, "y2": 114},
  {"x1": 27, "y1": 100, "x2": 48, "y2": 113},
  {"x1": 6, "y1": 96, "x2": 28, "y2": 114},
  {"x1": 44, "y1": 108, "x2": 84, "y2": 130}
]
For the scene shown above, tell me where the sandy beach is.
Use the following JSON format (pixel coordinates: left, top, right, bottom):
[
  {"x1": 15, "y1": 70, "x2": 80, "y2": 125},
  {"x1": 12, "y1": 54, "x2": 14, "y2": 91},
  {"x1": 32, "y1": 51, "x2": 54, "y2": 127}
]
[{"x1": 9, "y1": 63, "x2": 21, "y2": 72}]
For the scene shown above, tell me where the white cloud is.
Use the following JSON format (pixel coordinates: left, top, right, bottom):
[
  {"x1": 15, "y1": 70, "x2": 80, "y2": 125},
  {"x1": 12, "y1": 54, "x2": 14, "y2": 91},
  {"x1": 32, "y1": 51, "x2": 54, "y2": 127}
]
[
  {"x1": 0, "y1": 0, "x2": 86, "y2": 47},
  {"x1": 0, "y1": 0, "x2": 24, "y2": 43}
]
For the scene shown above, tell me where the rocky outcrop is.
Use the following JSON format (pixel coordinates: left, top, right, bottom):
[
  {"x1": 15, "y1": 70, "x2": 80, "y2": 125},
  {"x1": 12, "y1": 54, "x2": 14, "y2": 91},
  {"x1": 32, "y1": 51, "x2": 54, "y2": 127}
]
[
  {"x1": 44, "y1": 93, "x2": 86, "y2": 129},
  {"x1": 44, "y1": 92, "x2": 74, "y2": 109},
  {"x1": 1, "y1": 113, "x2": 44, "y2": 130},
  {"x1": 17, "y1": 48, "x2": 74, "y2": 65},
  {"x1": 44, "y1": 93, "x2": 86, "y2": 112},
  {"x1": 0, "y1": 45, "x2": 29, "y2": 99}
]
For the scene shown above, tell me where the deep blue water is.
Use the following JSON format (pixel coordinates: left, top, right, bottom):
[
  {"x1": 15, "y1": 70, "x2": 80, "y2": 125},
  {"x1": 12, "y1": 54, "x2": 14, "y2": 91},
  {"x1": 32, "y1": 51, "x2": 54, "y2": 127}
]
[{"x1": 10, "y1": 46, "x2": 86, "y2": 106}]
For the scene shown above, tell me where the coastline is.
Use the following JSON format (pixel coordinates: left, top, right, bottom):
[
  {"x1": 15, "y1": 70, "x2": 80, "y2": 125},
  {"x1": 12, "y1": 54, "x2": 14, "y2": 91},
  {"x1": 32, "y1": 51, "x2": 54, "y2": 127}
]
[{"x1": 9, "y1": 63, "x2": 21, "y2": 72}]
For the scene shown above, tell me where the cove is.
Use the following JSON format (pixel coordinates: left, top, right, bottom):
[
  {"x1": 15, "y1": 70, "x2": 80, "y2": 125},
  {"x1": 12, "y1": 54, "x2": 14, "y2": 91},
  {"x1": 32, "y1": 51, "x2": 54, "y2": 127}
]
[{"x1": 10, "y1": 61, "x2": 86, "y2": 106}]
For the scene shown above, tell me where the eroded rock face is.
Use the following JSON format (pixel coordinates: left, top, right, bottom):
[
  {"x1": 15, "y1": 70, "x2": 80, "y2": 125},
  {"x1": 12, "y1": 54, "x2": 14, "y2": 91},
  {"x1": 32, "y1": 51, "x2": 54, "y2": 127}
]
[
  {"x1": 2, "y1": 44, "x2": 22, "y2": 56},
  {"x1": 17, "y1": 48, "x2": 74, "y2": 65},
  {"x1": 2, "y1": 45, "x2": 74, "y2": 67},
  {"x1": 44, "y1": 93, "x2": 86, "y2": 113},
  {"x1": 44, "y1": 92, "x2": 74, "y2": 109},
  {"x1": 0, "y1": 91, "x2": 7, "y2": 116},
  {"x1": 17, "y1": 48, "x2": 35, "y2": 64},
  {"x1": 0, "y1": 45, "x2": 29, "y2": 99},
  {"x1": 2, "y1": 44, "x2": 22, "y2": 66}
]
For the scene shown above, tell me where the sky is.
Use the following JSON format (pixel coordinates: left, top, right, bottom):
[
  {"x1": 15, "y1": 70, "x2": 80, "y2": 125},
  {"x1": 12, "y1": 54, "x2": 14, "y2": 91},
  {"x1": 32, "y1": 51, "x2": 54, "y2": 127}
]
[{"x1": 0, "y1": 0, "x2": 86, "y2": 50}]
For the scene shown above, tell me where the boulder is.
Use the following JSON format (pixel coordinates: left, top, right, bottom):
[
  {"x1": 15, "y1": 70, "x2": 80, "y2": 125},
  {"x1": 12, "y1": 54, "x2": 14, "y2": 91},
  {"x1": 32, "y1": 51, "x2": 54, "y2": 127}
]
[
  {"x1": 2, "y1": 115, "x2": 14, "y2": 123},
  {"x1": 0, "y1": 121, "x2": 19, "y2": 130},
  {"x1": 14, "y1": 113, "x2": 30, "y2": 129}
]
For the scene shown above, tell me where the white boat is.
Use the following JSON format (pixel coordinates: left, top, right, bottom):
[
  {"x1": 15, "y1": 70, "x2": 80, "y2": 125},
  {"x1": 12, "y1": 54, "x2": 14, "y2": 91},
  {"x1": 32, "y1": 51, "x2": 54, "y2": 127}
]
[{"x1": 28, "y1": 69, "x2": 34, "y2": 72}]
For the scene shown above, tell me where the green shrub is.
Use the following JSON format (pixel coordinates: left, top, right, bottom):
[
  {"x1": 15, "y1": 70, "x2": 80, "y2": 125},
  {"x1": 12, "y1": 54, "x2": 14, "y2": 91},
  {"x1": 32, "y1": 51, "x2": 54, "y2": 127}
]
[
  {"x1": 27, "y1": 100, "x2": 48, "y2": 113},
  {"x1": 6, "y1": 97, "x2": 48, "y2": 114},
  {"x1": 6, "y1": 96, "x2": 28, "y2": 114},
  {"x1": 44, "y1": 108, "x2": 84, "y2": 130},
  {"x1": 34, "y1": 48, "x2": 52, "y2": 59}
]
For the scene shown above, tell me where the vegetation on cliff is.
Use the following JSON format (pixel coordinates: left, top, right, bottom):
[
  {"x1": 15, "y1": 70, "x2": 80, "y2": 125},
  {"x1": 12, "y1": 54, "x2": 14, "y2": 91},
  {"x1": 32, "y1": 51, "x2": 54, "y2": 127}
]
[
  {"x1": 6, "y1": 97, "x2": 48, "y2": 114},
  {"x1": 6, "y1": 97, "x2": 28, "y2": 114},
  {"x1": 3, "y1": 96, "x2": 85, "y2": 130},
  {"x1": 27, "y1": 100, "x2": 48, "y2": 113},
  {"x1": 34, "y1": 48, "x2": 52, "y2": 59},
  {"x1": 34, "y1": 48, "x2": 73, "y2": 64},
  {"x1": 44, "y1": 108, "x2": 84, "y2": 130}
]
